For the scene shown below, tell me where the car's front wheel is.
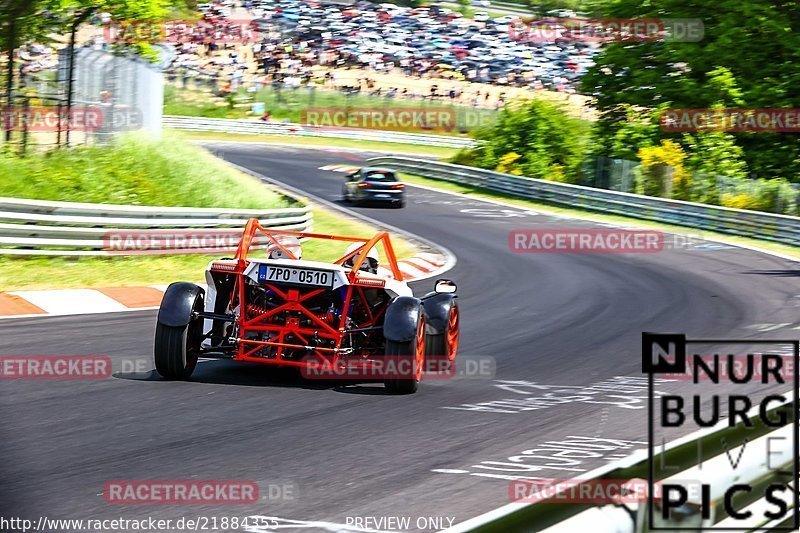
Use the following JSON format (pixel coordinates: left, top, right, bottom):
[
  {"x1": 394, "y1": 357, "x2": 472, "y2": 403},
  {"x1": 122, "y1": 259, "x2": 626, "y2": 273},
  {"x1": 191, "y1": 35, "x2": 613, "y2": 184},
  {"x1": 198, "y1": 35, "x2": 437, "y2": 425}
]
[{"x1": 154, "y1": 284, "x2": 204, "y2": 380}]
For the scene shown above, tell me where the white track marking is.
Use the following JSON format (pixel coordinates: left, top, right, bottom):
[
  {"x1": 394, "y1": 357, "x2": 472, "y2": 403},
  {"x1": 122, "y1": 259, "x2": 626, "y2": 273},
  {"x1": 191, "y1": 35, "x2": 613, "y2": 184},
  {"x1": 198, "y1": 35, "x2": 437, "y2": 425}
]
[
  {"x1": 398, "y1": 262, "x2": 429, "y2": 279},
  {"x1": 415, "y1": 252, "x2": 446, "y2": 266},
  {"x1": 319, "y1": 164, "x2": 361, "y2": 173},
  {"x1": 745, "y1": 323, "x2": 792, "y2": 332},
  {"x1": 10, "y1": 289, "x2": 128, "y2": 315},
  {"x1": 401, "y1": 257, "x2": 438, "y2": 272}
]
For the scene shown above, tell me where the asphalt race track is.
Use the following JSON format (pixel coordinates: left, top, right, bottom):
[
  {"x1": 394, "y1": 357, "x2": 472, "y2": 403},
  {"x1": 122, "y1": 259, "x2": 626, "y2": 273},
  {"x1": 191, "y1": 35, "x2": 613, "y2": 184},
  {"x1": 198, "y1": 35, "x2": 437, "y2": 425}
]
[{"x1": 3, "y1": 142, "x2": 800, "y2": 531}]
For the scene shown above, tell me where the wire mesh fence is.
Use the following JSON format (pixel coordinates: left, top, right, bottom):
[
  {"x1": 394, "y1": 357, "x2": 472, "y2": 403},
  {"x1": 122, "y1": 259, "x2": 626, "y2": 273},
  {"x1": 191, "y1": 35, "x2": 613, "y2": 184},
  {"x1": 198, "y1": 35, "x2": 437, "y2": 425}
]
[
  {"x1": 1, "y1": 45, "x2": 167, "y2": 154},
  {"x1": 582, "y1": 156, "x2": 800, "y2": 215}
]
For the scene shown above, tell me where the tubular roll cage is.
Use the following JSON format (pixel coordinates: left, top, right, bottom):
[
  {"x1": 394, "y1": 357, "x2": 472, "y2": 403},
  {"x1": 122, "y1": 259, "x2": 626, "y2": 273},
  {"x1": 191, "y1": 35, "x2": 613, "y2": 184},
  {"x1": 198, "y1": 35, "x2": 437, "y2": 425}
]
[{"x1": 224, "y1": 218, "x2": 405, "y2": 368}]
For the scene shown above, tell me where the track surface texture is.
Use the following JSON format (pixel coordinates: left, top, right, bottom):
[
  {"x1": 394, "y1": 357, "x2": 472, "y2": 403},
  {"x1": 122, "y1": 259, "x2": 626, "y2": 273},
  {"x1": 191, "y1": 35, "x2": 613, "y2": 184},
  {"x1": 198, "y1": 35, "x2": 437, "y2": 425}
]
[{"x1": 2, "y1": 143, "x2": 799, "y2": 531}]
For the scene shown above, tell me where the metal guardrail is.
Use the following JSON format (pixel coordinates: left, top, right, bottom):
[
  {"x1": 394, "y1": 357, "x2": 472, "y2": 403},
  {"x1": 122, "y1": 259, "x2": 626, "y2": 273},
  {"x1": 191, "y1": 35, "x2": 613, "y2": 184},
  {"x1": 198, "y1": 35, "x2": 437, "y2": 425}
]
[
  {"x1": 368, "y1": 156, "x2": 800, "y2": 247},
  {"x1": 0, "y1": 197, "x2": 312, "y2": 255},
  {"x1": 163, "y1": 115, "x2": 476, "y2": 149}
]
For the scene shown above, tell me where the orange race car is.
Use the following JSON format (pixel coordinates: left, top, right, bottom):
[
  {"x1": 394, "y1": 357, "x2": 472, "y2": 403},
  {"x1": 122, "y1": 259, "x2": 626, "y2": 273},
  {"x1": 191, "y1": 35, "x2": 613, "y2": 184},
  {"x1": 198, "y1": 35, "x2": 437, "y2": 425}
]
[{"x1": 154, "y1": 219, "x2": 459, "y2": 394}]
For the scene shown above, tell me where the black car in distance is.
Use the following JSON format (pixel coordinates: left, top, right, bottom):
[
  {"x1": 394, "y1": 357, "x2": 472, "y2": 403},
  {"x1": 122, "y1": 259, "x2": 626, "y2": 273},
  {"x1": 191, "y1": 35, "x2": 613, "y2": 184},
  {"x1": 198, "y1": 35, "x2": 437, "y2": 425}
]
[{"x1": 342, "y1": 167, "x2": 406, "y2": 208}]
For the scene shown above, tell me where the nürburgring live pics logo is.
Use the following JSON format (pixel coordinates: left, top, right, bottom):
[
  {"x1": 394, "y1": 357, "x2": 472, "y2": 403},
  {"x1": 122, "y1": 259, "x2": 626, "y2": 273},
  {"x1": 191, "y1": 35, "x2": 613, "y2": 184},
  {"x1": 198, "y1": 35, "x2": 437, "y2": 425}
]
[{"x1": 642, "y1": 332, "x2": 799, "y2": 530}]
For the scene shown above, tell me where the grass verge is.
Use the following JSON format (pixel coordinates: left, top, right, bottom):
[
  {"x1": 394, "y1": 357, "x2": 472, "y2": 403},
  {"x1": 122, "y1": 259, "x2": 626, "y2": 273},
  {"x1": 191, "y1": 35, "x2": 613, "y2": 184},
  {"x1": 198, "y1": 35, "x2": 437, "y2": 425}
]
[
  {"x1": 173, "y1": 129, "x2": 461, "y2": 158},
  {"x1": 0, "y1": 133, "x2": 418, "y2": 291},
  {"x1": 0, "y1": 131, "x2": 290, "y2": 208},
  {"x1": 0, "y1": 205, "x2": 418, "y2": 291},
  {"x1": 399, "y1": 173, "x2": 800, "y2": 261}
]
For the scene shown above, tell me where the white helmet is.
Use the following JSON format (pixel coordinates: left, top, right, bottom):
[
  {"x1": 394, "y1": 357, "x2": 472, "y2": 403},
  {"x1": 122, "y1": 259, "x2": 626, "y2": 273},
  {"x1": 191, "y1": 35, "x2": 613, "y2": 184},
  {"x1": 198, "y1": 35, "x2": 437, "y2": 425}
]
[
  {"x1": 343, "y1": 242, "x2": 379, "y2": 273},
  {"x1": 267, "y1": 236, "x2": 302, "y2": 260}
]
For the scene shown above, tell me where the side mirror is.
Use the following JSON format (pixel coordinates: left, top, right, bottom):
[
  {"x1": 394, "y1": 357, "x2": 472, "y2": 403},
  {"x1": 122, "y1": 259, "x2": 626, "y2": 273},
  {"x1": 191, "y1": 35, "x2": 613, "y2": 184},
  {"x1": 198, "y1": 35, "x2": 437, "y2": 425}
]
[{"x1": 434, "y1": 279, "x2": 457, "y2": 294}]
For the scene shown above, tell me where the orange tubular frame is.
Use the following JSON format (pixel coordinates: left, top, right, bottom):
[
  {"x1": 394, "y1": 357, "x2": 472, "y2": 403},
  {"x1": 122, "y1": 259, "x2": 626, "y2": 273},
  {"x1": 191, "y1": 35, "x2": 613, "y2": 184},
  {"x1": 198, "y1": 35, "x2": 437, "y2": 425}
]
[
  {"x1": 233, "y1": 218, "x2": 404, "y2": 281},
  {"x1": 220, "y1": 218, "x2": 405, "y2": 368}
]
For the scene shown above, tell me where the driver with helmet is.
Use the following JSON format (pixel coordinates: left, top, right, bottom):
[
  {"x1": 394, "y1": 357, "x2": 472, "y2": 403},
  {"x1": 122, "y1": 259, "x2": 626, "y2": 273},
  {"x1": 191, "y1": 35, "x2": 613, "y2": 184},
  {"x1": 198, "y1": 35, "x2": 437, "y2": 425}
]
[
  {"x1": 267, "y1": 236, "x2": 302, "y2": 260},
  {"x1": 342, "y1": 242, "x2": 380, "y2": 275}
]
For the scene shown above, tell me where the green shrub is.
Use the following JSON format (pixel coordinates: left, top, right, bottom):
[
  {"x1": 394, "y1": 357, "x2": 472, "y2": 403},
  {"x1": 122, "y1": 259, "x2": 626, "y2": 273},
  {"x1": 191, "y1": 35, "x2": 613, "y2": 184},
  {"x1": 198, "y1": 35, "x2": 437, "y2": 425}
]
[
  {"x1": 756, "y1": 178, "x2": 798, "y2": 215},
  {"x1": 462, "y1": 99, "x2": 588, "y2": 183},
  {"x1": 721, "y1": 192, "x2": 764, "y2": 211}
]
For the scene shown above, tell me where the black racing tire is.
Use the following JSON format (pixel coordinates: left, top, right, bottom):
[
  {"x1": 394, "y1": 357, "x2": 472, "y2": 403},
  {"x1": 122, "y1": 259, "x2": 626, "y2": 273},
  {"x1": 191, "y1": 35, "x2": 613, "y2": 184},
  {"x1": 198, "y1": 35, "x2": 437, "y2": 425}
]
[
  {"x1": 425, "y1": 334, "x2": 446, "y2": 371},
  {"x1": 384, "y1": 315, "x2": 425, "y2": 395},
  {"x1": 425, "y1": 303, "x2": 459, "y2": 372},
  {"x1": 154, "y1": 296, "x2": 203, "y2": 380}
]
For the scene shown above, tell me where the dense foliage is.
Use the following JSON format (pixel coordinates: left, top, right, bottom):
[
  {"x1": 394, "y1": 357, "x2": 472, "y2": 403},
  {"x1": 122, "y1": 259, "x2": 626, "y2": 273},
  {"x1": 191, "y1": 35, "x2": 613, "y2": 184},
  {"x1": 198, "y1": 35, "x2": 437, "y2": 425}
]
[
  {"x1": 453, "y1": 99, "x2": 589, "y2": 182},
  {"x1": 453, "y1": 0, "x2": 800, "y2": 213},
  {"x1": 581, "y1": 0, "x2": 800, "y2": 180}
]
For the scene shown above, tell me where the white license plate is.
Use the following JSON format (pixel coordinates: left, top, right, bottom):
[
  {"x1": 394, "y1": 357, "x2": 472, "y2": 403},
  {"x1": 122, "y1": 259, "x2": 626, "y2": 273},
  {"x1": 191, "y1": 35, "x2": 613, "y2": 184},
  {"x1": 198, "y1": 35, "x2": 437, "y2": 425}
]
[
  {"x1": 374, "y1": 194, "x2": 390, "y2": 198},
  {"x1": 260, "y1": 265, "x2": 334, "y2": 288}
]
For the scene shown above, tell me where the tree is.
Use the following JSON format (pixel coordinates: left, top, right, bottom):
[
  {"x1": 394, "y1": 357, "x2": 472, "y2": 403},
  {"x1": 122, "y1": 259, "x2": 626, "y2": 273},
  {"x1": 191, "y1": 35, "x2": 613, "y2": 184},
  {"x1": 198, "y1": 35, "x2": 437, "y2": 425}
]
[
  {"x1": 1, "y1": 0, "x2": 66, "y2": 140},
  {"x1": 582, "y1": 0, "x2": 800, "y2": 180},
  {"x1": 680, "y1": 130, "x2": 747, "y2": 204},
  {"x1": 2, "y1": 0, "x2": 193, "y2": 146},
  {"x1": 457, "y1": 0, "x2": 473, "y2": 18},
  {"x1": 2, "y1": 0, "x2": 184, "y2": 94},
  {"x1": 461, "y1": 99, "x2": 589, "y2": 182}
]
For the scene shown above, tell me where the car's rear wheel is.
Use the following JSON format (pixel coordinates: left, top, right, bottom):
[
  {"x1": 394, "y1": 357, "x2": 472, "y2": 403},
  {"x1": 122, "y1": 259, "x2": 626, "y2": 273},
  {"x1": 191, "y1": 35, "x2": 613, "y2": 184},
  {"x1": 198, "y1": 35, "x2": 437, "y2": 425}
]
[
  {"x1": 154, "y1": 294, "x2": 203, "y2": 380},
  {"x1": 424, "y1": 302, "x2": 459, "y2": 372},
  {"x1": 384, "y1": 315, "x2": 425, "y2": 394}
]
